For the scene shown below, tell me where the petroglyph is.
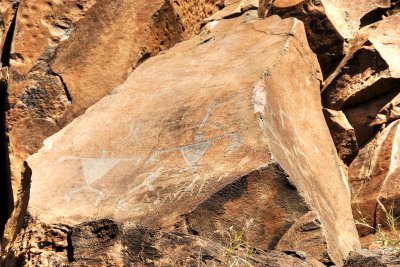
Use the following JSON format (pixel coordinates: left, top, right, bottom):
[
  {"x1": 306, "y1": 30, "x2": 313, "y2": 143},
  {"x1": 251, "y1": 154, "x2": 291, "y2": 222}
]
[
  {"x1": 63, "y1": 156, "x2": 141, "y2": 207},
  {"x1": 150, "y1": 101, "x2": 242, "y2": 168},
  {"x1": 181, "y1": 143, "x2": 210, "y2": 167},
  {"x1": 82, "y1": 158, "x2": 120, "y2": 185}
]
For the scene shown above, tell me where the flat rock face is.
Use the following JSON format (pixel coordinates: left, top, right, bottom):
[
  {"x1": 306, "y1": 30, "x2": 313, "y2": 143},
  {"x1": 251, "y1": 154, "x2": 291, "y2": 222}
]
[
  {"x1": 320, "y1": 0, "x2": 390, "y2": 39},
  {"x1": 5, "y1": 0, "x2": 224, "y2": 208},
  {"x1": 350, "y1": 120, "x2": 400, "y2": 235},
  {"x1": 21, "y1": 14, "x2": 359, "y2": 264}
]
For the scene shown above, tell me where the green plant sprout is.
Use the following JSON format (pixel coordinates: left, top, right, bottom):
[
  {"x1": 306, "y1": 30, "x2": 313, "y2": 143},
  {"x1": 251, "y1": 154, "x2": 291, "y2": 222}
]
[
  {"x1": 355, "y1": 200, "x2": 400, "y2": 257},
  {"x1": 221, "y1": 226, "x2": 256, "y2": 257}
]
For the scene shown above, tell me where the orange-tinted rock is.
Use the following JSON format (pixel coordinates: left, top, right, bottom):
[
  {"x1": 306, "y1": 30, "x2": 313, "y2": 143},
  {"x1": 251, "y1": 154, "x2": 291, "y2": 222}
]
[
  {"x1": 2, "y1": 14, "x2": 360, "y2": 265},
  {"x1": 206, "y1": 0, "x2": 258, "y2": 20},
  {"x1": 349, "y1": 120, "x2": 400, "y2": 236},
  {"x1": 323, "y1": 13, "x2": 400, "y2": 110},
  {"x1": 322, "y1": 14, "x2": 400, "y2": 147},
  {"x1": 182, "y1": 165, "x2": 317, "y2": 256},
  {"x1": 344, "y1": 250, "x2": 399, "y2": 267},
  {"x1": 323, "y1": 108, "x2": 359, "y2": 165},
  {"x1": 276, "y1": 211, "x2": 330, "y2": 264},
  {"x1": 2, "y1": 216, "x2": 325, "y2": 267},
  {"x1": 260, "y1": 0, "x2": 391, "y2": 77},
  {"x1": 5, "y1": 0, "x2": 224, "y2": 208},
  {"x1": 0, "y1": 0, "x2": 16, "y2": 61},
  {"x1": 343, "y1": 91, "x2": 399, "y2": 146},
  {"x1": 370, "y1": 94, "x2": 400, "y2": 128}
]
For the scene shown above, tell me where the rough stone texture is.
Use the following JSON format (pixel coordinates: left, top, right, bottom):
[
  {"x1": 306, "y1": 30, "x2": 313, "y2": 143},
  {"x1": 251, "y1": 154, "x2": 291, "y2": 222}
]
[
  {"x1": 322, "y1": 13, "x2": 400, "y2": 110},
  {"x1": 0, "y1": 0, "x2": 16, "y2": 52},
  {"x1": 370, "y1": 91, "x2": 400, "y2": 128},
  {"x1": 181, "y1": 164, "x2": 325, "y2": 260},
  {"x1": 323, "y1": 108, "x2": 358, "y2": 165},
  {"x1": 2, "y1": 217, "x2": 326, "y2": 267},
  {"x1": 344, "y1": 250, "x2": 400, "y2": 267},
  {"x1": 181, "y1": 164, "x2": 331, "y2": 263},
  {"x1": 206, "y1": 0, "x2": 258, "y2": 20},
  {"x1": 276, "y1": 211, "x2": 331, "y2": 264},
  {"x1": 2, "y1": 14, "x2": 360, "y2": 265},
  {"x1": 5, "y1": 0, "x2": 224, "y2": 214},
  {"x1": 260, "y1": 0, "x2": 391, "y2": 77},
  {"x1": 321, "y1": 13, "x2": 400, "y2": 149},
  {"x1": 349, "y1": 120, "x2": 400, "y2": 236},
  {"x1": 343, "y1": 91, "x2": 400, "y2": 146}
]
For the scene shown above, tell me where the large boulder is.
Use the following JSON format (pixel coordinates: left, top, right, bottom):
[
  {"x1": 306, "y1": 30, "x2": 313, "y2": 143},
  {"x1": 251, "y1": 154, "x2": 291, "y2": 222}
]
[
  {"x1": 349, "y1": 120, "x2": 400, "y2": 236},
  {"x1": 2, "y1": 13, "x2": 360, "y2": 265},
  {"x1": 4, "y1": 0, "x2": 224, "y2": 214},
  {"x1": 322, "y1": 13, "x2": 400, "y2": 146},
  {"x1": 259, "y1": 0, "x2": 392, "y2": 77}
]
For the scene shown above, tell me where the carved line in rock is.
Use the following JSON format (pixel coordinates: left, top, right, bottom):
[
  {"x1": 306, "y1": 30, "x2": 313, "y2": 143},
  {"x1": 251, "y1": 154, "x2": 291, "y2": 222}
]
[{"x1": 61, "y1": 101, "x2": 242, "y2": 212}]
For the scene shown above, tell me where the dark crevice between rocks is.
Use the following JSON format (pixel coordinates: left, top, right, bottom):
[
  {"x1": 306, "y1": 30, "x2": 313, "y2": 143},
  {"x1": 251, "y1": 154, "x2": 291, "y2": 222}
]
[
  {"x1": 0, "y1": 75, "x2": 11, "y2": 240},
  {"x1": 48, "y1": 67, "x2": 72, "y2": 102},
  {"x1": 67, "y1": 230, "x2": 75, "y2": 262},
  {"x1": 222, "y1": 5, "x2": 259, "y2": 19},
  {"x1": 0, "y1": 1, "x2": 18, "y2": 67},
  {"x1": 131, "y1": 48, "x2": 151, "y2": 72},
  {"x1": 0, "y1": 1, "x2": 19, "y2": 241},
  {"x1": 359, "y1": 8, "x2": 391, "y2": 28}
]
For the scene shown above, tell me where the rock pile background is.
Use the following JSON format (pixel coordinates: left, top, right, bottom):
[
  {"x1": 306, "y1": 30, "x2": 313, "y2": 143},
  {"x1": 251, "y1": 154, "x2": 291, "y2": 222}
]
[{"x1": 0, "y1": 0, "x2": 399, "y2": 266}]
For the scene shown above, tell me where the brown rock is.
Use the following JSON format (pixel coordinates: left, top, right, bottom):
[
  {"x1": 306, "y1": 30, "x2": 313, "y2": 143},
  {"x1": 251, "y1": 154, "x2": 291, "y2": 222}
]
[
  {"x1": 260, "y1": 0, "x2": 391, "y2": 77},
  {"x1": 5, "y1": 0, "x2": 224, "y2": 210},
  {"x1": 206, "y1": 0, "x2": 258, "y2": 20},
  {"x1": 343, "y1": 91, "x2": 399, "y2": 146},
  {"x1": 370, "y1": 93, "x2": 400, "y2": 128},
  {"x1": 321, "y1": 13, "x2": 400, "y2": 147},
  {"x1": 0, "y1": 0, "x2": 17, "y2": 61},
  {"x1": 2, "y1": 13, "x2": 360, "y2": 265},
  {"x1": 344, "y1": 250, "x2": 400, "y2": 267},
  {"x1": 2, "y1": 217, "x2": 326, "y2": 266},
  {"x1": 181, "y1": 164, "x2": 325, "y2": 260},
  {"x1": 323, "y1": 108, "x2": 359, "y2": 165},
  {"x1": 276, "y1": 211, "x2": 331, "y2": 264},
  {"x1": 322, "y1": 13, "x2": 400, "y2": 111},
  {"x1": 349, "y1": 120, "x2": 400, "y2": 236}
]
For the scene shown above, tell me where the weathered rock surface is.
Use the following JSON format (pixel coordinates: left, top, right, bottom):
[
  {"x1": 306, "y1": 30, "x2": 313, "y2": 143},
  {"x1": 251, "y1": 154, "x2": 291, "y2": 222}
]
[
  {"x1": 259, "y1": 0, "x2": 392, "y2": 77},
  {"x1": 0, "y1": 1, "x2": 16, "y2": 55},
  {"x1": 5, "y1": 0, "x2": 224, "y2": 210},
  {"x1": 181, "y1": 164, "x2": 331, "y2": 264},
  {"x1": 2, "y1": 13, "x2": 360, "y2": 265},
  {"x1": 2, "y1": 217, "x2": 326, "y2": 267},
  {"x1": 276, "y1": 211, "x2": 331, "y2": 264},
  {"x1": 370, "y1": 93, "x2": 400, "y2": 129},
  {"x1": 343, "y1": 91, "x2": 400, "y2": 147},
  {"x1": 321, "y1": 13, "x2": 400, "y2": 148},
  {"x1": 323, "y1": 13, "x2": 400, "y2": 109},
  {"x1": 349, "y1": 120, "x2": 400, "y2": 236},
  {"x1": 344, "y1": 250, "x2": 400, "y2": 267},
  {"x1": 323, "y1": 108, "x2": 358, "y2": 165},
  {"x1": 206, "y1": 0, "x2": 258, "y2": 20}
]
